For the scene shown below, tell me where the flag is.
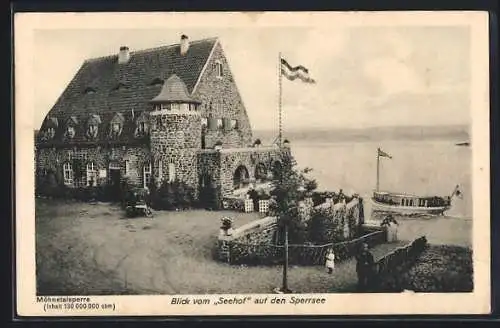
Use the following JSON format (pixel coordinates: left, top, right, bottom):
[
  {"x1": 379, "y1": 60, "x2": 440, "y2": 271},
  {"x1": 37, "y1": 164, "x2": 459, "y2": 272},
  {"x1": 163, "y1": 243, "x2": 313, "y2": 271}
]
[
  {"x1": 378, "y1": 148, "x2": 392, "y2": 159},
  {"x1": 452, "y1": 185, "x2": 463, "y2": 199},
  {"x1": 280, "y1": 58, "x2": 316, "y2": 84}
]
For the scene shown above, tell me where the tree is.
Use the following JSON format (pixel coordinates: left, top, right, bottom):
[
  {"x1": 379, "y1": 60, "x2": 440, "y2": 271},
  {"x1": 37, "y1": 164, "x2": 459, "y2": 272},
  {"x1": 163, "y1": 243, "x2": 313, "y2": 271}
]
[{"x1": 268, "y1": 151, "x2": 317, "y2": 293}]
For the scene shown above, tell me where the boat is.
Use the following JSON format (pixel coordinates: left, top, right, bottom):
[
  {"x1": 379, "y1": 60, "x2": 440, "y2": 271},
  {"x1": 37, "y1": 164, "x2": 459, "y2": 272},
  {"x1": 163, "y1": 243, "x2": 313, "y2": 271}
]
[
  {"x1": 456, "y1": 141, "x2": 470, "y2": 147},
  {"x1": 370, "y1": 148, "x2": 461, "y2": 216}
]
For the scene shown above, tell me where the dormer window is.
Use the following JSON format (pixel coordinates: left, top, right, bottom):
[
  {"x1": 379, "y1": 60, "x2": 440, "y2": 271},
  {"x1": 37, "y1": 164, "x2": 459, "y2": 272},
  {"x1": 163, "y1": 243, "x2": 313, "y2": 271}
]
[
  {"x1": 134, "y1": 112, "x2": 149, "y2": 138},
  {"x1": 214, "y1": 60, "x2": 223, "y2": 78},
  {"x1": 85, "y1": 114, "x2": 101, "y2": 140},
  {"x1": 84, "y1": 87, "x2": 96, "y2": 94},
  {"x1": 109, "y1": 113, "x2": 124, "y2": 139},
  {"x1": 47, "y1": 127, "x2": 55, "y2": 137},
  {"x1": 64, "y1": 116, "x2": 78, "y2": 140},
  {"x1": 41, "y1": 116, "x2": 58, "y2": 141},
  {"x1": 112, "y1": 82, "x2": 128, "y2": 91},
  {"x1": 150, "y1": 78, "x2": 164, "y2": 86},
  {"x1": 66, "y1": 126, "x2": 75, "y2": 139}
]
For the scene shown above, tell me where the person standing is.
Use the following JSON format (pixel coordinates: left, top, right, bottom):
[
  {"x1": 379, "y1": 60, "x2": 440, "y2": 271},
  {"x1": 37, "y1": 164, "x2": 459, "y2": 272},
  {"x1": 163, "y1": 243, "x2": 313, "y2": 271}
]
[
  {"x1": 356, "y1": 243, "x2": 375, "y2": 292},
  {"x1": 325, "y1": 249, "x2": 335, "y2": 274}
]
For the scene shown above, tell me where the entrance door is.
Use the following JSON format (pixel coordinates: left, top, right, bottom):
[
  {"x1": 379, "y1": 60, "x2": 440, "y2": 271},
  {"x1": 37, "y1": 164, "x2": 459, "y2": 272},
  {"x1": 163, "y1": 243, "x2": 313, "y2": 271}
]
[{"x1": 109, "y1": 163, "x2": 122, "y2": 202}]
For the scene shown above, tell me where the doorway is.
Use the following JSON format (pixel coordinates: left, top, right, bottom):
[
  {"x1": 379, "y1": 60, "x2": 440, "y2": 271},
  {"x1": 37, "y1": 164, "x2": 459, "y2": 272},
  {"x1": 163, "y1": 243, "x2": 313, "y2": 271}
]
[{"x1": 109, "y1": 163, "x2": 122, "y2": 201}]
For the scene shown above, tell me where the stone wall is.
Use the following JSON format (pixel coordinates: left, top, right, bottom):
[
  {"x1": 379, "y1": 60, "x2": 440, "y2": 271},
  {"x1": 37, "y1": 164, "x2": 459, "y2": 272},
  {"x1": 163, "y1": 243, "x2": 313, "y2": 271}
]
[
  {"x1": 193, "y1": 42, "x2": 253, "y2": 149},
  {"x1": 218, "y1": 146, "x2": 287, "y2": 196},
  {"x1": 36, "y1": 145, "x2": 150, "y2": 187},
  {"x1": 216, "y1": 199, "x2": 377, "y2": 265},
  {"x1": 217, "y1": 217, "x2": 278, "y2": 262},
  {"x1": 150, "y1": 113, "x2": 201, "y2": 192}
]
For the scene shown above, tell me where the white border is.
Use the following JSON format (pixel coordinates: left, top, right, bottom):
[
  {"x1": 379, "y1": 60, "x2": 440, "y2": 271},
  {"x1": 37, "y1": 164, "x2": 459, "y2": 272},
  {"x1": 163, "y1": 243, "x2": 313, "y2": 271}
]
[{"x1": 15, "y1": 11, "x2": 490, "y2": 316}]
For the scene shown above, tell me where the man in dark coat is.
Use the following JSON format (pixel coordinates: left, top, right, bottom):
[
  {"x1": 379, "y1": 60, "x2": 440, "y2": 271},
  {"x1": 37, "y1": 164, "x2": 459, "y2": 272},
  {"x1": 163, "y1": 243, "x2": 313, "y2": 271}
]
[{"x1": 356, "y1": 243, "x2": 375, "y2": 292}]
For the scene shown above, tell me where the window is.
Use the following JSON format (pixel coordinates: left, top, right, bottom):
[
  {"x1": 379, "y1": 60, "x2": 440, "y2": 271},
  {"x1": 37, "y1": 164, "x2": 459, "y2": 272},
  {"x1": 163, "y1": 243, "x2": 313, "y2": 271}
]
[
  {"x1": 143, "y1": 162, "x2": 152, "y2": 188},
  {"x1": 215, "y1": 61, "x2": 223, "y2": 78},
  {"x1": 66, "y1": 126, "x2": 75, "y2": 139},
  {"x1": 112, "y1": 123, "x2": 121, "y2": 133},
  {"x1": 201, "y1": 117, "x2": 208, "y2": 128},
  {"x1": 138, "y1": 122, "x2": 146, "y2": 133},
  {"x1": 189, "y1": 104, "x2": 197, "y2": 111},
  {"x1": 63, "y1": 162, "x2": 73, "y2": 186},
  {"x1": 171, "y1": 103, "x2": 180, "y2": 111},
  {"x1": 230, "y1": 119, "x2": 238, "y2": 130},
  {"x1": 87, "y1": 124, "x2": 98, "y2": 139},
  {"x1": 86, "y1": 162, "x2": 98, "y2": 186},
  {"x1": 168, "y1": 163, "x2": 176, "y2": 183},
  {"x1": 158, "y1": 160, "x2": 163, "y2": 181},
  {"x1": 125, "y1": 160, "x2": 130, "y2": 176},
  {"x1": 216, "y1": 118, "x2": 223, "y2": 129}
]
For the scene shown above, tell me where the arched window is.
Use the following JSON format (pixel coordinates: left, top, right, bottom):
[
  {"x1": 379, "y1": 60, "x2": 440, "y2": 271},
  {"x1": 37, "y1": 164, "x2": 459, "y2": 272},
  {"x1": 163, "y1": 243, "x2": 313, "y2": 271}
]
[
  {"x1": 168, "y1": 162, "x2": 176, "y2": 183},
  {"x1": 63, "y1": 162, "x2": 73, "y2": 186},
  {"x1": 86, "y1": 162, "x2": 98, "y2": 186},
  {"x1": 143, "y1": 162, "x2": 152, "y2": 188}
]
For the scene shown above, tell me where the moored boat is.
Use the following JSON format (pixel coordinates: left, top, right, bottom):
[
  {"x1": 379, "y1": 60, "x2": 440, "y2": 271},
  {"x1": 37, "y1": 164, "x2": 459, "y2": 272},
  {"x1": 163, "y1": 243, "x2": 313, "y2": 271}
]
[
  {"x1": 371, "y1": 190, "x2": 452, "y2": 216},
  {"x1": 371, "y1": 147, "x2": 461, "y2": 216}
]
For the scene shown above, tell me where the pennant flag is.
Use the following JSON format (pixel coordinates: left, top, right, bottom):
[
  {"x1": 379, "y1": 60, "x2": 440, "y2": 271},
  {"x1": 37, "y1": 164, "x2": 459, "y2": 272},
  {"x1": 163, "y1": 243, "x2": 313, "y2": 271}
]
[
  {"x1": 452, "y1": 185, "x2": 463, "y2": 198},
  {"x1": 378, "y1": 148, "x2": 392, "y2": 159},
  {"x1": 280, "y1": 58, "x2": 316, "y2": 84}
]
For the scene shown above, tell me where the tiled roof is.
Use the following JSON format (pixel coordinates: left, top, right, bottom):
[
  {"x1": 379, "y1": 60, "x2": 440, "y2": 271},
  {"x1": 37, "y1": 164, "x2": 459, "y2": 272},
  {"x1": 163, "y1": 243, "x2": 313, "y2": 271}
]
[
  {"x1": 150, "y1": 74, "x2": 200, "y2": 104},
  {"x1": 38, "y1": 37, "x2": 217, "y2": 146}
]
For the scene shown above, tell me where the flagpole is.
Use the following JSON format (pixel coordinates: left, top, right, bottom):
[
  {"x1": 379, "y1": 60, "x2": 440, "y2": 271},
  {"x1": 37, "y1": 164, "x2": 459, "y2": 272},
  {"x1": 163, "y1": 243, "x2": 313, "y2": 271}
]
[
  {"x1": 376, "y1": 148, "x2": 380, "y2": 192},
  {"x1": 278, "y1": 52, "x2": 283, "y2": 147}
]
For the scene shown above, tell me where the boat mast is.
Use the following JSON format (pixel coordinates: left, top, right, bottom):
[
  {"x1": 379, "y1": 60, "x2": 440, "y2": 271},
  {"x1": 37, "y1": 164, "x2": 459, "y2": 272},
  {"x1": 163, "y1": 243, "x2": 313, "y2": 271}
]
[{"x1": 376, "y1": 148, "x2": 380, "y2": 191}]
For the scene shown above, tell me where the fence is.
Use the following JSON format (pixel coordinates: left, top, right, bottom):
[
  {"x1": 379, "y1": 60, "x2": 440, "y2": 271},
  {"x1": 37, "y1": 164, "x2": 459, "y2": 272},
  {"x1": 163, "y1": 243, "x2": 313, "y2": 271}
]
[
  {"x1": 373, "y1": 236, "x2": 428, "y2": 290},
  {"x1": 221, "y1": 228, "x2": 387, "y2": 265}
]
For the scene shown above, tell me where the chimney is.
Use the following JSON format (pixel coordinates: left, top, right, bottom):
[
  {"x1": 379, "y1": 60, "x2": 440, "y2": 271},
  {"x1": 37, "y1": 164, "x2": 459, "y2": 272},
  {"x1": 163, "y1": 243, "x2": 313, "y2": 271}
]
[
  {"x1": 180, "y1": 35, "x2": 189, "y2": 55},
  {"x1": 118, "y1": 46, "x2": 130, "y2": 64}
]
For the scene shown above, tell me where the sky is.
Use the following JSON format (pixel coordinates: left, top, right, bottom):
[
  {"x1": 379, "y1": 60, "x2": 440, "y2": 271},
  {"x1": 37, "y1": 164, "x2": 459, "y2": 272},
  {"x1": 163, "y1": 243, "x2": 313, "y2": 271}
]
[{"x1": 33, "y1": 24, "x2": 471, "y2": 131}]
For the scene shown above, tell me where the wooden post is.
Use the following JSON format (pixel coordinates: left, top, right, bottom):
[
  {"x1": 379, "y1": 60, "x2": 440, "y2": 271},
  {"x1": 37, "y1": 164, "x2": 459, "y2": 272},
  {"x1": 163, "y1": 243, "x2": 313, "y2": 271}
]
[{"x1": 282, "y1": 223, "x2": 289, "y2": 292}]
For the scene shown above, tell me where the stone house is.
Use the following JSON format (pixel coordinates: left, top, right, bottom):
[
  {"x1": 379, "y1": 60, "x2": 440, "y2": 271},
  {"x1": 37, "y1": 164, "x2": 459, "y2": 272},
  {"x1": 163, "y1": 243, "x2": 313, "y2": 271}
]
[{"x1": 35, "y1": 35, "x2": 287, "y2": 201}]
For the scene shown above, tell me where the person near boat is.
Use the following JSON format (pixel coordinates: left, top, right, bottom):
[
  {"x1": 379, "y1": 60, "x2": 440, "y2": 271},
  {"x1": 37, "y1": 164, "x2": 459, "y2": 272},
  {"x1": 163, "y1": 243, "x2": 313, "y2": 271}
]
[
  {"x1": 325, "y1": 249, "x2": 335, "y2": 274},
  {"x1": 381, "y1": 214, "x2": 399, "y2": 242}
]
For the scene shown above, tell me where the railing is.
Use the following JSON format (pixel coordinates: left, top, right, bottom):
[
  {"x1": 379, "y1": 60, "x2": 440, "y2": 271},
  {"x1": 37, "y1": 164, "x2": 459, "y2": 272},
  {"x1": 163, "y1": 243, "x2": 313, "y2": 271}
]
[{"x1": 220, "y1": 228, "x2": 386, "y2": 265}]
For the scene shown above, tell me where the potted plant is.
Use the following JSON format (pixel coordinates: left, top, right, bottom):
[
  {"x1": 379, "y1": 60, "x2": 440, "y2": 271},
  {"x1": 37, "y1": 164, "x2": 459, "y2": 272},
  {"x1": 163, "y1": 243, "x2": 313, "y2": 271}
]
[{"x1": 220, "y1": 217, "x2": 234, "y2": 236}]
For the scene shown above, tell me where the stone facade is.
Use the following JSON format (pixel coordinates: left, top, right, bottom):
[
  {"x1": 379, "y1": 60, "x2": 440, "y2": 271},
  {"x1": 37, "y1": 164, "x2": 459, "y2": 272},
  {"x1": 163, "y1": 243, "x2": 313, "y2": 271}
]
[
  {"x1": 36, "y1": 145, "x2": 150, "y2": 187},
  {"x1": 193, "y1": 42, "x2": 253, "y2": 149},
  {"x1": 35, "y1": 37, "x2": 284, "y2": 201},
  {"x1": 198, "y1": 146, "x2": 289, "y2": 197}
]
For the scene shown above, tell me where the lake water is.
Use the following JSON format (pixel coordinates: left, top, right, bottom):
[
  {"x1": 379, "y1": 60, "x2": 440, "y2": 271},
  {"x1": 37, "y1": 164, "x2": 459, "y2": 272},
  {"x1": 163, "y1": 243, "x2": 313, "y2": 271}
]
[{"x1": 290, "y1": 139, "x2": 472, "y2": 219}]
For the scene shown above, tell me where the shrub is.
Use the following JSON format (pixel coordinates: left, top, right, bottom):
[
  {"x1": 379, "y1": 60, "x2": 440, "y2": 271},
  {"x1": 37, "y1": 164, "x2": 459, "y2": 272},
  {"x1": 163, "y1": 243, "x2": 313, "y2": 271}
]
[{"x1": 149, "y1": 180, "x2": 197, "y2": 211}]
